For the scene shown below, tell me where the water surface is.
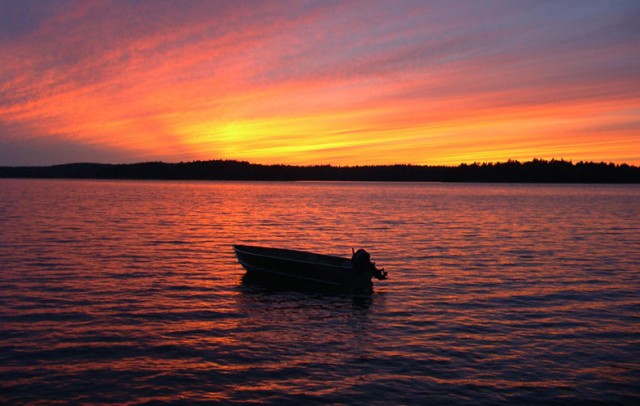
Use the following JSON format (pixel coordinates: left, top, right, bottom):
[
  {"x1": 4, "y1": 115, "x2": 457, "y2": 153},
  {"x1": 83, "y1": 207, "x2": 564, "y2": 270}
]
[{"x1": 1, "y1": 179, "x2": 639, "y2": 404}]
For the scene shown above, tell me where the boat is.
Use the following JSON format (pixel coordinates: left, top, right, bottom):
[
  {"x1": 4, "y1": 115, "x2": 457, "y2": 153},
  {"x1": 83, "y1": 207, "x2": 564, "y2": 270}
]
[{"x1": 233, "y1": 245, "x2": 387, "y2": 294}]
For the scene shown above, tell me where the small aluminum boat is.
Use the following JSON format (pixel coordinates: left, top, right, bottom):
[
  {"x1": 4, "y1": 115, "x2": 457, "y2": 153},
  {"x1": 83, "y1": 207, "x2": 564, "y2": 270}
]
[{"x1": 233, "y1": 245, "x2": 387, "y2": 294}]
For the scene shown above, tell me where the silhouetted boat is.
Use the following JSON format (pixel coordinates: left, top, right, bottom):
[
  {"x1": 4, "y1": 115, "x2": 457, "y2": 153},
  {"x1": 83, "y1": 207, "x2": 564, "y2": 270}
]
[{"x1": 233, "y1": 245, "x2": 387, "y2": 294}]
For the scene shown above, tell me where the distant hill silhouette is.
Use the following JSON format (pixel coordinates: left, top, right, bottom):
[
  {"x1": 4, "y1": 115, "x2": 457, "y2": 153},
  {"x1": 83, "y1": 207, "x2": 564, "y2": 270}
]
[{"x1": 0, "y1": 159, "x2": 639, "y2": 183}]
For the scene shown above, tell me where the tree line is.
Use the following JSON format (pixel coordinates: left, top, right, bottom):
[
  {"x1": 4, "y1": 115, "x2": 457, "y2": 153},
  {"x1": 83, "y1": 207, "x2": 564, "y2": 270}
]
[{"x1": 1, "y1": 159, "x2": 638, "y2": 183}]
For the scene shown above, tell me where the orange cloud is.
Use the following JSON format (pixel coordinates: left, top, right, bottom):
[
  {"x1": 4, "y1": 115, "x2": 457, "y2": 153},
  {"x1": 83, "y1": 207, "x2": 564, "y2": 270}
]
[{"x1": 0, "y1": 1, "x2": 638, "y2": 165}]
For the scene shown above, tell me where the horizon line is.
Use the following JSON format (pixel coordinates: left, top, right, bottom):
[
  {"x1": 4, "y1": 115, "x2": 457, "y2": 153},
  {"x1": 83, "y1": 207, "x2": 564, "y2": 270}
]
[{"x1": 2, "y1": 157, "x2": 639, "y2": 169}]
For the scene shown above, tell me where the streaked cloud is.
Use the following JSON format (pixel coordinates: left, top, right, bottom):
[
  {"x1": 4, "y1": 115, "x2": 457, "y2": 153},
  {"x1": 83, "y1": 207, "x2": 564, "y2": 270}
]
[{"x1": 1, "y1": 0, "x2": 639, "y2": 165}]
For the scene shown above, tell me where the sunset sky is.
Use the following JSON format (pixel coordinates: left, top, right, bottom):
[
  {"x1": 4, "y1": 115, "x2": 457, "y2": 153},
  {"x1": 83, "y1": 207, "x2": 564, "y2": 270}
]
[{"x1": 1, "y1": 0, "x2": 639, "y2": 166}]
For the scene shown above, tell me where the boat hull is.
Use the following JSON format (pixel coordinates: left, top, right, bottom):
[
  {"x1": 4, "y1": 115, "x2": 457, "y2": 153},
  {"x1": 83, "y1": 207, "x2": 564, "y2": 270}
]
[{"x1": 234, "y1": 245, "x2": 373, "y2": 294}]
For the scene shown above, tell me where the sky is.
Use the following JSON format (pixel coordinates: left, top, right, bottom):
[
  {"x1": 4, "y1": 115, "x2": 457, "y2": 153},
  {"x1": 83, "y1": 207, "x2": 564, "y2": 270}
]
[{"x1": 1, "y1": 0, "x2": 639, "y2": 166}]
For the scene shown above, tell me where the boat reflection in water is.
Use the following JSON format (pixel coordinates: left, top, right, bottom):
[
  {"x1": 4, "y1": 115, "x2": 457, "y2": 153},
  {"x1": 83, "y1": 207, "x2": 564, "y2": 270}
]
[{"x1": 234, "y1": 245, "x2": 387, "y2": 295}]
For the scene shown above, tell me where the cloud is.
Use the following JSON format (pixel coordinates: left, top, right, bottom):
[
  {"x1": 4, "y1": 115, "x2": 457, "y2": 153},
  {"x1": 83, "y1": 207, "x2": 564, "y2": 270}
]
[
  {"x1": 1, "y1": 0, "x2": 639, "y2": 165},
  {"x1": 0, "y1": 120, "x2": 133, "y2": 165}
]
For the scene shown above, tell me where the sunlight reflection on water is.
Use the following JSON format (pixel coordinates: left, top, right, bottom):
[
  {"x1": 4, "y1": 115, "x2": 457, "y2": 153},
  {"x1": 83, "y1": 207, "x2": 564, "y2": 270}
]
[{"x1": 1, "y1": 179, "x2": 639, "y2": 404}]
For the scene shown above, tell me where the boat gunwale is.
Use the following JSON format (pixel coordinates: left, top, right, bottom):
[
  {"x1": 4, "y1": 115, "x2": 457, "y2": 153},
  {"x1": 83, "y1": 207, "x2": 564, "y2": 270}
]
[{"x1": 233, "y1": 245, "x2": 352, "y2": 270}]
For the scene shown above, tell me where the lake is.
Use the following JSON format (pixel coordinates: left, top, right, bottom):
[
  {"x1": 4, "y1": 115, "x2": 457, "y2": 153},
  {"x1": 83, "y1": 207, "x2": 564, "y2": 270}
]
[{"x1": 1, "y1": 179, "x2": 639, "y2": 404}]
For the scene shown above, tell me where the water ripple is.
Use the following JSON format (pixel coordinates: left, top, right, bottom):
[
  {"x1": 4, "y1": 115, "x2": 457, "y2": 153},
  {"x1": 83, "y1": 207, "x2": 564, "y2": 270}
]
[{"x1": 1, "y1": 180, "x2": 639, "y2": 404}]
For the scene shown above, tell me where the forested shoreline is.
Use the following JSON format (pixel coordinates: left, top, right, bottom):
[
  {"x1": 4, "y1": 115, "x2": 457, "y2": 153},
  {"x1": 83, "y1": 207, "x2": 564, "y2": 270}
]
[{"x1": 1, "y1": 159, "x2": 639, "y2": 183}]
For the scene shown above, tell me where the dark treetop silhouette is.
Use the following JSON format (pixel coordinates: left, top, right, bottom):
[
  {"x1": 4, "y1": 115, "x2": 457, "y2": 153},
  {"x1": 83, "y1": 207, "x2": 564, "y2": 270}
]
[{"x1": 1, "y1": 159, "x2": 639, "y2": 183}]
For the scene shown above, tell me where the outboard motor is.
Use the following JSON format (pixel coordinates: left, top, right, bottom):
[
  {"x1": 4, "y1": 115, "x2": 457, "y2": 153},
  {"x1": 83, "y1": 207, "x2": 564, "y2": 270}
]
[{"x1": 352, "y1": 248, "x2": 387, "y2": 280}]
